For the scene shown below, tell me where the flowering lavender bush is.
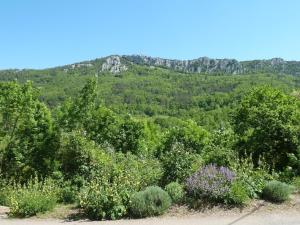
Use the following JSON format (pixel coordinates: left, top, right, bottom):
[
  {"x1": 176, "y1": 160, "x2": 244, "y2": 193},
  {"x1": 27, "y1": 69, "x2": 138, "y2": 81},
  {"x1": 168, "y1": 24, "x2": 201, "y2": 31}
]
[{"x1": 186, "y1": 164, "x2": 235, "y2": 201}]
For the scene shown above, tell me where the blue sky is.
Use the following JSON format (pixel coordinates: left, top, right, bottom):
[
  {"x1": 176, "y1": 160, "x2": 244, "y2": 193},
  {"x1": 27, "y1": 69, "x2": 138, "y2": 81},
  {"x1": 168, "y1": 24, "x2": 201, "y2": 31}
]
[{"x1": 1, "y1": 0, "x2": 300, "y2": 69}]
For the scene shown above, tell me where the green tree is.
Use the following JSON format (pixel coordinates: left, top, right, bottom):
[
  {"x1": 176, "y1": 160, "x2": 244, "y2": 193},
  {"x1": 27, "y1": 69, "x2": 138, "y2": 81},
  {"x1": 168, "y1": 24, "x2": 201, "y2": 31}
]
[
  {"x1": 0, "y1": 81, "x2": 59, "y2": 180},
  {"x1": 232, "y1": 86, "x2": 300, "y2": 171}
]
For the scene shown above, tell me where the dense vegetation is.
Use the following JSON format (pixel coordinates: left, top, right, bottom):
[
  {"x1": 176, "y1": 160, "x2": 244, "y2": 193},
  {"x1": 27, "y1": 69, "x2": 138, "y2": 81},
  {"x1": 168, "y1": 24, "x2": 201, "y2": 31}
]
[{"x1": 1, "y1": 63, "x2": 300, "y2": 219}]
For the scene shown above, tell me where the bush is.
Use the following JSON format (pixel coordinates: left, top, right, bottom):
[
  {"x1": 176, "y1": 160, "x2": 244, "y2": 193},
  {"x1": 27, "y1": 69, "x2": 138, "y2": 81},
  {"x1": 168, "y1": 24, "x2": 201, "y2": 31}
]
[
  {"x1": 58, "y1": 185, "x2": 77, "y2": 204},
  {"x1": 186, "y1": 164, "x2": 235, "y2": 202},
  {"x1": 165, "y1": 182, "x2": 185, "y2": 204},
  {"x1": 228, "y1": 181, "x2": 250, "y2": 205},
  {"x1": 203, "y1": 128, "x2": 237, "y2": 167},
  {"x1": 79, "y1": 179, "x2": 128, "y2": 220},
  {"x1": 8, "y1": 178, "x2": 58, "y2": 217},
  {"x1": 129, "y1": 186, "x2": 171, "y2": 218},
  {"x1": 263, "y1": 181, "x2": 292, "y2": 203},
  {"x1": 292, "y1": 177, "x2": 300, "y2": 192},
  {"x1": 233, "y1": 159, "x2": 274, "y2": 198},
  {"x1": 78, "y1": 151, "x2": 163, "y2": 220},
  {"x1": 160, "y1": 142, "x2": 202, "y2": 184},
  {"x1": 0, "y1": 185, "x2": 11, "y2": 206}
]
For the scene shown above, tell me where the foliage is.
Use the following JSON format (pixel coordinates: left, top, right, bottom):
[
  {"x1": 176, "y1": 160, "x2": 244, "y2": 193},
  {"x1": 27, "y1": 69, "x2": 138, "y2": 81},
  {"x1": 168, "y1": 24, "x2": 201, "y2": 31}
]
[
  {"x1": 262, "y1": 181, "x2": 292, "y2": 203},
  {"x1": 58, "y1": 131, "x2": 112, "y2": 182},
  {"x1": 1, "y1": 74, "x2": 300, "y2": 220},
  {"x1": 0, "y1": 81, "x2": 59, "y2": 181},
  {"x1": 186, "y1": 164, "x2": 235, "y2": 202},
  {"x1": 160, "y1": 142, "x2": 202, "y2": 184},
  {"x1": 79, "y1": 179, "x2": 127, "y2": 220},
  {"x1": 58, "y1": 183, "x2": 77, "y2": 204},
  {"x1": 129, "y1": 186, "x2": 171, "y2": 218},
  {"x1": 159, "y1": 120, "x2": 210, "y2": 156},
  {"x1": 232, "y1": 86, "x2": 300, "y2": 171},
  {"x1": 78, "y1": 153, "x2": 163, "y2": 220},
  {"x1": 292, "y1": 177, "x2": 300, "y2": 192},
  {"x1": 232, "y1": 159, "x2": 275, "y2": 198},
  {"x1": 203, "y1": 128, "x2": 237, "y2": 167},
  {"x1": 0, "y1": 181, "x2": 11, "y2": 206},
  {"x1": 8, "y1": 178, "x2": 58, "y2": 217},
  {"x1": 165, "y1": 182, "x2": 185, "y2": 204},
  {"x1": 228, "y1": 181, "x2": 250, "y2": 205}
]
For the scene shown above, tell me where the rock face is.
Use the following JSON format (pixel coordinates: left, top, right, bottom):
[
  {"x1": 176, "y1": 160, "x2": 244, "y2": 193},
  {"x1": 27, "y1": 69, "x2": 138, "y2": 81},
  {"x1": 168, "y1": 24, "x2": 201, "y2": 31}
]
[
  {"x1": 101, "y1": 56, "x2": 128, "y2": 74},
  {"x1": 123, "y1": 55, "x2": 243, "y2": 74},
  {"x1": 61, "y1": 55, "x2": 300, "y2": 75},
  {"x1": 122, "y1": 55, "x2": 300, "y2": 75}
]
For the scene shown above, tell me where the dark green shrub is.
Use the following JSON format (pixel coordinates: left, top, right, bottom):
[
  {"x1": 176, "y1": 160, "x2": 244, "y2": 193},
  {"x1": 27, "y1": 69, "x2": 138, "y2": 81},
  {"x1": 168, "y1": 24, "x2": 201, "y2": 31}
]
[
  {"x1": 129, "y1": 186, "x2": 171, "y2": 218},
  {"x1": 203, "y1": 128, "x2": 237, "y2": 167},
  {"x1": 228, "y1": 181, "x2": 250, "y2": 205},
  {"x1": 165, "y1": 182, "x2": 185, "y2": 204},
  {"x1": 263, "y1": 181, "x2": 292, "y2": 203},
  {"x1": 0, "y1": 185, "x2": 11, "y2": 206},
  {"x1": 159, "y1": 120, "x2": 210, "y2": 156},
  {"x1": 292, "y1": 177, "x2": 300, "y2": 192},
  {"x1": 232, "y1": 86, "x2": 300, "y2": 171},
  {"x1": 58, "y1": 185, "x2": 77, "y2": 204},
  {"x1": 160, "y1": 142, "x2": 202, "y2": 184},
  {"x1": 8, "y1": 178, "x2": 58, "y2": 217}
]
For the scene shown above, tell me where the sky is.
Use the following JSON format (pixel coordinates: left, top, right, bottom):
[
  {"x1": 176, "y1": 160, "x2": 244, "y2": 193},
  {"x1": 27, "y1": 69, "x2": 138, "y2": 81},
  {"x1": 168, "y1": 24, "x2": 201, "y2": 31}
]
[{"x1": 1, "y1": 0, "x2": 300, "y2": 69}]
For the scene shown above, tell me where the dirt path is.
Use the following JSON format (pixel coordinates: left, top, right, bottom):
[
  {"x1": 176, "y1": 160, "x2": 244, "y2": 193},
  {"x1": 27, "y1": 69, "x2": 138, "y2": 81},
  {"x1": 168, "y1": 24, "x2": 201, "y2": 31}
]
[
  {"x1": 1, "y1": 195, "x2": 300, "y2": 225},
  {"x1": 1, "y1": 211, "x2": 300, "y2": 225}
]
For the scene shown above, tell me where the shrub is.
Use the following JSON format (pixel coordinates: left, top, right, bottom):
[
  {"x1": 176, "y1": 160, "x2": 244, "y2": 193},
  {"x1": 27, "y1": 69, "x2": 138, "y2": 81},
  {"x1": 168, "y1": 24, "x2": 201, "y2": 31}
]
[
  {"x1": 0, "y1": 184, "x2": 11, "y2": 206},
  {"x1": 228, "y1": 181, "x2": 250, "y2": 205},
  {"x1": 114, "y1": 153, "x2": 163, "y2": 189},
  {"x1": 78, "y1": 151, "x2": 163, "y2": 220},
  {"x1": 8, "y1": 178, "x2": 58, "y2": 217},
  {"x1": 160, "y1": 142, "x2": 202, "y2": 184},
  {"x1": 79, "y1": 179, "x2": 128, "y2": 220},
  {"x1": 129, "y1": 186, "x2": 171, "y2": 218},
  {"x1": 292, "y1": 177, "x2": 300, "y2": 192},
  {"x1": 263, "y1": 181, "x2": 292, "y2": 203},
  {"x1": 203, "y1": 128, "x2": 237, "y2": 167},
  {"x1": 233, "y1": 159, "x2": 274, "y2": 198},
  {"x1": 186, "y1": 164, "x2": 235, "y2": 202},
  {"x1": 58, "y1": 184, "x2": 77, "y2": 204},
  {"x1": 165, "y1": 182, "x2": 185, "y2": 204}
]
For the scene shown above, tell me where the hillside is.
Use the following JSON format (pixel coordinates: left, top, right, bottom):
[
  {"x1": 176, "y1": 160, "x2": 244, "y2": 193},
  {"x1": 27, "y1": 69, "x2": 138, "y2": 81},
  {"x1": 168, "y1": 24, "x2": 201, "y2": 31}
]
[{"x1": 1, "y1": 55, "x2": 300, "y2": 129}]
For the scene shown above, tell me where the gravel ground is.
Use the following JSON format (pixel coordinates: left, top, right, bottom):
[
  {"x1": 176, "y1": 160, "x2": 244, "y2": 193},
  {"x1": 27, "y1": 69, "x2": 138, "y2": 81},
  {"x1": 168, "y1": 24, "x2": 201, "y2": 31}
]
[{"x1": 1, "y1": 194, "x2": 300, "y2": 225}]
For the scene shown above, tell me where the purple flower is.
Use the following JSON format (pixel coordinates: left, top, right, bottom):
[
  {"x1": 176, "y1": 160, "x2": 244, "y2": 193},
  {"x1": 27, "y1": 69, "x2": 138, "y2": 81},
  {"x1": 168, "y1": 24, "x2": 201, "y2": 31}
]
[{"x1": 186, "y1": 164, "x2": 235, "y2": 200}]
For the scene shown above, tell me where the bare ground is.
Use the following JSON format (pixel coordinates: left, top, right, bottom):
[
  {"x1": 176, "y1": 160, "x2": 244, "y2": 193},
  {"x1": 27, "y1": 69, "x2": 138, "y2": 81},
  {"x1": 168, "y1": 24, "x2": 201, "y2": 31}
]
[{"x1": 1, "y1": 194, "x2": 300, "y2": 225}]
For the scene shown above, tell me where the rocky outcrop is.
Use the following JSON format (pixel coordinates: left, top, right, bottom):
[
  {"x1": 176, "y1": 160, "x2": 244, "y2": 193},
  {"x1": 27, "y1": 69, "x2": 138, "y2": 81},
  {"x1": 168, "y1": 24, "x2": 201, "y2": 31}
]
[
  {"x1": 101, "y1": 56, "x2": 127, "y2": 74},
  {"x1": 123, "y1": 55, "x2": 243, "y2": 74},
  {"x1": 61, "y1": 55, "x2": 300, "y2": 75}
]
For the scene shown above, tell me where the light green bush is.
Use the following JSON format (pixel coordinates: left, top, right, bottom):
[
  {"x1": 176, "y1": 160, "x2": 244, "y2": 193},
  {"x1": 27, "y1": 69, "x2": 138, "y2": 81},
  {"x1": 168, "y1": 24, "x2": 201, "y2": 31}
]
[
  {"x1": 79, "y1": 179, "x2": 128, "y2": 220},
  {"x1": 263, "y1": 181, "x2": 292, "y2": 203},
  {"x1": 8, "y1": 178, "x2": 58, "y2": 217},
  {"x1": 0, "y1": 184, "x2": 11, "y2": 206},
  {"x1": 129, "y1": 186, "x2": 171, "y2": 218},
  {"x1": 165, "y1": 182, "x2": 185, "y2": 204},
  {"x1": 228, "y1": 181, "x2": 250, "y2": 205}
]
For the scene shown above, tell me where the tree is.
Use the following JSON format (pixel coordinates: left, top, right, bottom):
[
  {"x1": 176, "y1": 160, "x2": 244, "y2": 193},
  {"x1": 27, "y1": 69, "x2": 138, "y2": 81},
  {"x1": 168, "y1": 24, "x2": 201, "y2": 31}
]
[
  {"x1": 232, "y1": 86, "x2": 300, "y2": 171},
  {"x1": 0, "y1": 81, "x2": 59, "y2": 180},
  {"x1": 56, "y1": 79, "x2": 97, "y2": 131}
]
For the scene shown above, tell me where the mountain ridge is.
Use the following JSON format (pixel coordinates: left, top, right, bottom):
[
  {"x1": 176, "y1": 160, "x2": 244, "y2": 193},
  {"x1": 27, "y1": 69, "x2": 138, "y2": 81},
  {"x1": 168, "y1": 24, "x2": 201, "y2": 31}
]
[{"x1": 2, "y1": 55, "x2": 300, "y2": 76}]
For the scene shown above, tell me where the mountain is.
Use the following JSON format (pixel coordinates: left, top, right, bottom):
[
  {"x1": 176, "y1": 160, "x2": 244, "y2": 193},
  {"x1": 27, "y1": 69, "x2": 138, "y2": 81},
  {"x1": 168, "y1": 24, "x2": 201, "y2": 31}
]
[
  {"x1": 58, "y1": 55, "x2": 300, "y2": 75},
  {"x1": 2, "y1": 55, "x2": 300, "y2": 76},
  {"x1": 1, "y1": 54, "x2": 299, "y2": 129}
]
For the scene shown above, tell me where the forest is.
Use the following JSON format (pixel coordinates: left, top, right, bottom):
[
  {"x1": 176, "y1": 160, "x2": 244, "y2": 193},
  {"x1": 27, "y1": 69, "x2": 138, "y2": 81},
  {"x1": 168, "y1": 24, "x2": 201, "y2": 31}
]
[{"x1": 1, "y1": 65, "x2": 300, "y2": 220}]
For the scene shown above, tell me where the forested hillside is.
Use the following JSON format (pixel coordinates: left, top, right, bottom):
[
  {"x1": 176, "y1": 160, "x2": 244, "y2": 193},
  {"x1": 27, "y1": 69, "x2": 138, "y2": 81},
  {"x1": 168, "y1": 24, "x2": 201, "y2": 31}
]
[{"x1": 1, "y1": 55, "x2": 300, "y2": 129}]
